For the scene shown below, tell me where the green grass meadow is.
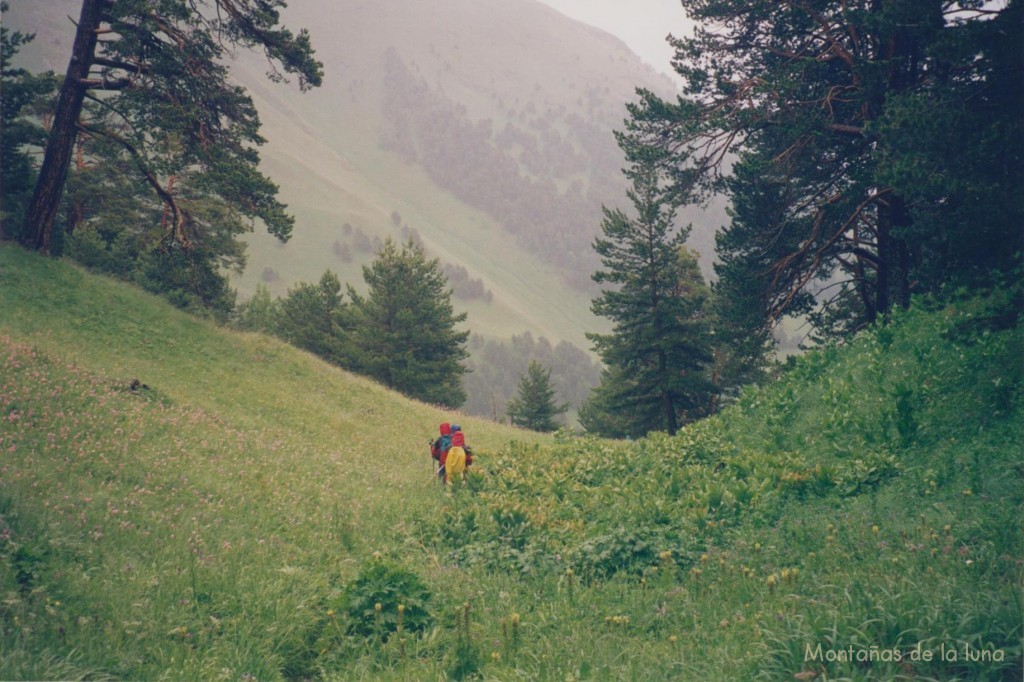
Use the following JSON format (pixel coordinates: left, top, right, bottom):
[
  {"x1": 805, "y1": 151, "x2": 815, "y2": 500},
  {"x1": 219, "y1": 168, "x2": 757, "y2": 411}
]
[{"x1": 1, "y1": 244, "x2": 1021, "y2": 680}]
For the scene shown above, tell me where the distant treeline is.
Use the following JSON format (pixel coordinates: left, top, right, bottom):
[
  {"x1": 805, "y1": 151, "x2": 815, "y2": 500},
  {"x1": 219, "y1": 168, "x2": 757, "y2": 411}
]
[
  {"x1": 234, "y1": 239, "x2": 470, "y2": 408},
  {"x1": 441, "y1": 263, "x2": 493, "y2": 303},
  {"x1": 331, "y1": 219, "x2": 494, "y2": 303}
]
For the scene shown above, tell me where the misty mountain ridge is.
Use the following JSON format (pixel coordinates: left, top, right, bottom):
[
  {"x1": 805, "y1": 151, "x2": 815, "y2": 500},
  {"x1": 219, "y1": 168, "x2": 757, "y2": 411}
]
[
  {"x1": 5, "y1": 0, "x2": 724, "y2": 417},
  {"x1": 225, "y1": 0, "x2": 720, "y2": 335}
]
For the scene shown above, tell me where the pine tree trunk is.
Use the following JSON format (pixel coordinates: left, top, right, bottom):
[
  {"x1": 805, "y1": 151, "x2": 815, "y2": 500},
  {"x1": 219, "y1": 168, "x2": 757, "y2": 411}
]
[
  {"x1": 21, "y1": 0, "x2": 104, "y2": 253},
  {"x1": 659, "y1": 349, "x2": 679, "y2": 435},
  {"x1": 875, "y1": 196, "x2": 912, "y2": 318}
]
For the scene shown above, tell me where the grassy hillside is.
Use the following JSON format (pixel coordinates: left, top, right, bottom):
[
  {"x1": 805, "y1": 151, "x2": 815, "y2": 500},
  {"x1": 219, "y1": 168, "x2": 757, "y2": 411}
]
[
  {"x1": 0, "y1": 245, "x2": 545, "y2": 679},
  {"x1": 1, "y1": 244, "x2": 1021, "y2": 680}
]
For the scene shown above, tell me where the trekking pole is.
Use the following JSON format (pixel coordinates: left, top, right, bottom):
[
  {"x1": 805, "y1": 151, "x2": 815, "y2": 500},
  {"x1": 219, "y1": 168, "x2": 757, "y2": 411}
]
[{"x1": 428, "y1": 441, "x2": 449, "y2": 485}]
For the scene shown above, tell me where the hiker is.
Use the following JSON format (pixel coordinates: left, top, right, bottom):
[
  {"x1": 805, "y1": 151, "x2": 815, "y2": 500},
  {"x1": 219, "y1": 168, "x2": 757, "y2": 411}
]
[
  {"x1": 444, "y1": 423, "x2": 473, "y2": 483},
  {"x1": 430, "y1": 419, "x2": 454, "y2": 477},
  {"x1": 431, "y1": 422, "x2": 453, "y2": 480}
]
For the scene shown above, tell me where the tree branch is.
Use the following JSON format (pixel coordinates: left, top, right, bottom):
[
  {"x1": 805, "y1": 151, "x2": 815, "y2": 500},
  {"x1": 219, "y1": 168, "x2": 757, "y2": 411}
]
[
  {"x1": 827, "y1": 123, "x2": 865, "y2": 136},
  {"x1": 92, "y1": 56, "x2": 150, "y2": 74},
  {"x1": 78, "y1": 76, "x2": 133, "y2": 90},
  {"x1": 77, "y1": 121, "x2": 190, "y2": 247}
]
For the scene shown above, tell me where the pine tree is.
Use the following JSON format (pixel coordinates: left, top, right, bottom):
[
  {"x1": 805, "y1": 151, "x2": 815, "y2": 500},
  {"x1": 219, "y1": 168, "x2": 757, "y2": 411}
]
[
  {"x1": 233, "y1": 284, "x2": 280, "y2": 335},
  {"x1": 585, "y1": 147, "x2": 715, "y2": 436},
  {"x1": 20, "y1": 0, "x2": 323, "y2": 254},
  {"x1": 276, "y1": 272, "x2": 351, "y2": 366},
  {"x1": 506, "y1": 361, "x2": 568, "y2": 432},
  {"x1": 60, "y1": 133, "x2": 253, "y2": 314},
  {"x1": 348, "y1": 238, "x2": 469, "y2": 408},
  {"x1": 0, "y1": 7, "x2": 56, "y2": 240},
  {"x1": 624, "y1": 0, "x2": 1022, "y2": 338},
  {"x1": 578, "y1": 366, "x2": 639, "y2": 440}
]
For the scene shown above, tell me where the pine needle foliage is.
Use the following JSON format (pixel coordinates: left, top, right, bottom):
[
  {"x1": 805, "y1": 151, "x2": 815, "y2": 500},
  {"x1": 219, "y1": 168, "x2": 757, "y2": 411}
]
[
  {"x1": 506, "y1": 360, "x2": 569, "y2": 432},
  {"x1": 349, "y1": 238, "x2": 469, "y2": 408}
]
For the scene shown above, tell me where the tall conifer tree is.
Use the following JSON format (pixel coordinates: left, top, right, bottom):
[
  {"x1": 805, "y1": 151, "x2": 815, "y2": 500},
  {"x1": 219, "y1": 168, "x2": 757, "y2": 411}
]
[
  {"x1": 349, "y1": 239, "x2": 469, "y2": 408},
  {"x1": 0, "y1": 6, "x2": 56, "y2": 240},
  {"x1": 625, "y1": 0, "x2": 1022, "y2": 338},
  {"x1": 585, "y1": 147, "x2": 715, "y2": 436},
  {"x1": 20, "y1": 0, "x2": 323, "y2": 254}
]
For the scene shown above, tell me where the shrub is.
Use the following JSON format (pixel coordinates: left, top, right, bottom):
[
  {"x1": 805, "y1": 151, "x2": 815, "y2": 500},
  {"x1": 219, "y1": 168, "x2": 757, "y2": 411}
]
[{"x1": 332, "y1": 557, "x2": 433, "y2": 641}]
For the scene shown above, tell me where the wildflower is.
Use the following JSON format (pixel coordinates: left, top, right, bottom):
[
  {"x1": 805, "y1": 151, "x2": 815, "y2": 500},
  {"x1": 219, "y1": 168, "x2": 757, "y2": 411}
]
[
  {"x1": 668, "y1": 635, "x2": 678, "y2": 643},
  {"x1": 871, "y1": 525, "x2": 879, "y2": 535}
]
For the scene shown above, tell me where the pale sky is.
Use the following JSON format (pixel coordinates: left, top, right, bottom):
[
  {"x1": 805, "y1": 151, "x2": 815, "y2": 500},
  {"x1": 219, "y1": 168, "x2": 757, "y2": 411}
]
[{"x1": 536, "y1": 0, "x2": 694, "y2": 81}]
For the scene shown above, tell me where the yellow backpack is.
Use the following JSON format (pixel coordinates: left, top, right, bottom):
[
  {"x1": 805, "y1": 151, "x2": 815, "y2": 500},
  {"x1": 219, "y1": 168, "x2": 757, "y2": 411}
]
[{"x1": 445, "y1": 446, "x2": 467, "y2": 482}]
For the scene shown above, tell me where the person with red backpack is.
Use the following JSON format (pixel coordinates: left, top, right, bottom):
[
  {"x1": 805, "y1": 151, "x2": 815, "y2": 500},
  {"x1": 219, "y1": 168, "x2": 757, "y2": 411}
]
[{"x1": 430, "y1": 422, "x2": 453, "y2": 481}]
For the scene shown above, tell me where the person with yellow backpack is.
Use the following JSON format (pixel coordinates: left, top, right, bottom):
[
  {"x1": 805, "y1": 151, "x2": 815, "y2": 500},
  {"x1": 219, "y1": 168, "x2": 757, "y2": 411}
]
[{"x1": 441, "y1": 423, "x2": 473, "y2": 484}]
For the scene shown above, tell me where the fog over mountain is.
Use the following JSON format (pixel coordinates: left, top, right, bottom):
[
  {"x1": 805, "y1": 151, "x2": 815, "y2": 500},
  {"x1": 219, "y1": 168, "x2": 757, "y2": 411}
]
[
  {"x1": 6, "y1": 0, "x2": 727, "y2": 417},
  {"x1": 537, "y1": 0, "x2": 696, "y2": 81}
]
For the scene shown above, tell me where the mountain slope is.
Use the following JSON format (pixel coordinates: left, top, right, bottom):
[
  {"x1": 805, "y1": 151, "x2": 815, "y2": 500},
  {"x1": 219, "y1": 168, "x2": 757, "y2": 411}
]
[
  {"x1": 230, "y1": 0, "x2": 706, "y2": 346},
  {"x1": 4, "y1": 0, "x2": 703, "y2": 353}
]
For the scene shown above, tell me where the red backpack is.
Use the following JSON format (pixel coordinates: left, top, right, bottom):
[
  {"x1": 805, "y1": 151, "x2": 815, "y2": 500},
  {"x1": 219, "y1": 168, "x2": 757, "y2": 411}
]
[{"x1": 432, "y1": 423, "x2": 453, "y2": 462}]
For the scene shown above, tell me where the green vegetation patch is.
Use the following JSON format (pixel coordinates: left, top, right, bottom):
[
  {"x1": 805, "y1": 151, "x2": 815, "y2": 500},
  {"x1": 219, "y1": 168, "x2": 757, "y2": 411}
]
[{"x1": 1, "y1": 245, "x2": 1021, "y2": 680}]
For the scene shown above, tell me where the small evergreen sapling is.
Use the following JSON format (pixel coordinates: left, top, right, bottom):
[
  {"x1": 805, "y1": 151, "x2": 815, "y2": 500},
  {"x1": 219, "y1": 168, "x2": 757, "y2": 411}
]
[{"x1": 506, "y1": 360, "x2": 568, "y2": 432}]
